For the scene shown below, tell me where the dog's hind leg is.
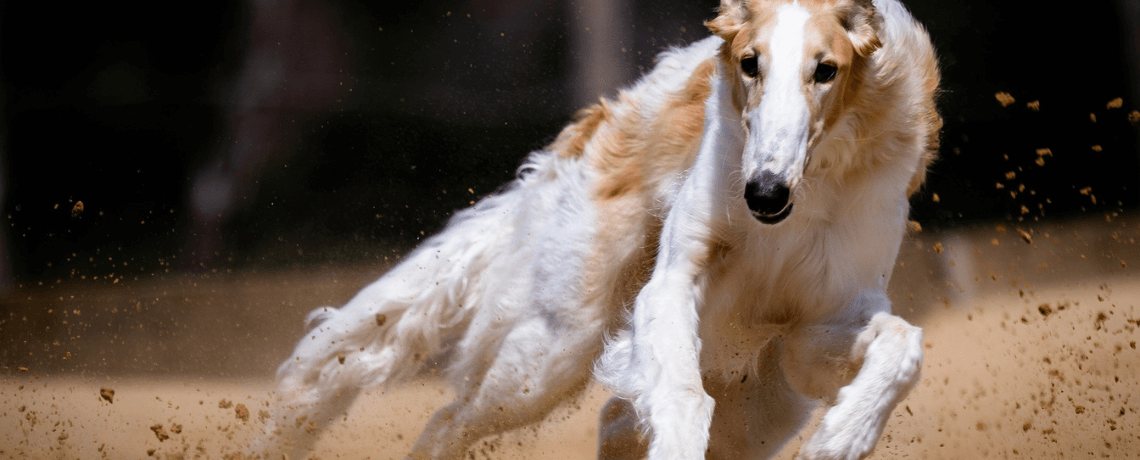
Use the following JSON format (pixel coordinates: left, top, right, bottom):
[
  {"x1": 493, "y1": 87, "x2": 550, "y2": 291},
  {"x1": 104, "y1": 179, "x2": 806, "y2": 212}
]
[
  {"x1": 403, "y1": 155, "x2": 646, "y2": 458},
  {"x1": 598, "y1": 397, "x2": 647, "y2": 460},
  {"x1": 782, "y1": 290, "x2": 923, "y2": 460},
  {"x1": 601, "y1": 341, "x2": 813, "y2": 460},
  {"x1": 408, "y1": 310, "x2": 607, "y2": 459}
]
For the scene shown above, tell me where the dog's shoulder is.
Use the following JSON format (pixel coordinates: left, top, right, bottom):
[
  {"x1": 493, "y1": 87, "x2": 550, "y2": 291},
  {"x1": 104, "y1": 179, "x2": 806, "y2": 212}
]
[{"x1": 548, "y1": 37, "x2": 724, "y2": 204}]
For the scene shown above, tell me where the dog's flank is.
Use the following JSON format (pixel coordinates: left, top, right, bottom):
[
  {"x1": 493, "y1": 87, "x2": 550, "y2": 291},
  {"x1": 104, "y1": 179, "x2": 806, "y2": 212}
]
[{"x1": 254, "y1": 0, "x2": 940, "y2": 459}]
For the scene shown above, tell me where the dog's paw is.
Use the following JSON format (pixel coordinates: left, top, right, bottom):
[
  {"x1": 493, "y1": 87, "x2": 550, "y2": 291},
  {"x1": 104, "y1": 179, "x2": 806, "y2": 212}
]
[
  {"x1": 645, "y1": 386, "x2": 716, "y2": 460},
  {"x1": 794, "y1": 415, "x2": 880, "y2": 460},
  {"x1": 794, "y1": 379, "x2": 889, "y2": 460}
]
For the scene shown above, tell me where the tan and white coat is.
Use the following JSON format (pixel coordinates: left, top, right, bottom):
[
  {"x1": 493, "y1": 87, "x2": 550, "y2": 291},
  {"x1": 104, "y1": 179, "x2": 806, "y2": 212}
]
[{"x1": 256, "y1": 0, "x2": 941, "y2": 459}]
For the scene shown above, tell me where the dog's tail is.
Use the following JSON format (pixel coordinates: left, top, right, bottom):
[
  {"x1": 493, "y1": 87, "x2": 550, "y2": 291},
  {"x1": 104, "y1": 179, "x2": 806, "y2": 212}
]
[{"x1": 257, "y1": 151, "x2": 562, "y2": 458}]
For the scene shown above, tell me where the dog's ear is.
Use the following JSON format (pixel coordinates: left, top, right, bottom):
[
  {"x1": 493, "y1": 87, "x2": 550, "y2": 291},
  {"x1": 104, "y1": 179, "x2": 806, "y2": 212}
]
[
  {"x1": 705, "y1": 0, "x2": 748, "y2": 43},
  {"x1": 843, "y1": 0, "x2": 882, "y2": 57}
]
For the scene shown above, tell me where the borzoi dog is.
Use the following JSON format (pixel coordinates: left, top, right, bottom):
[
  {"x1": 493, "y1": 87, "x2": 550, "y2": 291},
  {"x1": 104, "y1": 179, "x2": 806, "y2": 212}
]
[{"x1": 254, "y1": 0, "x2": 941, "y2": 458}]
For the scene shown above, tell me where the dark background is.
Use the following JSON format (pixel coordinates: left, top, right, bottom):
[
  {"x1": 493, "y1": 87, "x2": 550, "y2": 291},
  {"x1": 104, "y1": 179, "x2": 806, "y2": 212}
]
[{"x1": 1, "y1": 0, "x2": 1138, "y2": 286}]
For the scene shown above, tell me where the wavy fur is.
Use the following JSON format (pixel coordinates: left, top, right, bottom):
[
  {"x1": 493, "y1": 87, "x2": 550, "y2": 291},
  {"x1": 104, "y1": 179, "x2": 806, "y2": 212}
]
[{"x1": 254, "y1": 1, "x2": 939, "y2": 458}]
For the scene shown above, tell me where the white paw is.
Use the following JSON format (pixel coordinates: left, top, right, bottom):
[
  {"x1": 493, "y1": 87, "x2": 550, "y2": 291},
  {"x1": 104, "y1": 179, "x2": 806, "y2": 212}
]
[
  {"x1": 645, "y1": 386, "x2": 716, "y2": 460},
  {"x1": 795, "y1": 407, "x2": 881, "y2": 460}
]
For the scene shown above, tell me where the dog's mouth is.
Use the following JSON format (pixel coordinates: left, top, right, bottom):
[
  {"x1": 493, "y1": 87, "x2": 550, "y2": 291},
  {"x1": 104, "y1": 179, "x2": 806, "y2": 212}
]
[{"x1": 750, "y1": 202, "x2": 793, "y2": 224}]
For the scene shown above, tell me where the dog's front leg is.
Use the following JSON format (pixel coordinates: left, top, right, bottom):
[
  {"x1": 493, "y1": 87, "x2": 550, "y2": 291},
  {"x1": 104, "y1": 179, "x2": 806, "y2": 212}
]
[
  {"x1": 597, "y1": 60, "x2": 743, "y2": 460},
  {"x1": 789, "y1": 290, "x2": 923, "y2": 460},
  {"x1": 628, "y1": 265, "x2": 717, "y2": 459},
  {"x1": 594, "y1": 205, "x2": 720, "y2": 460}
]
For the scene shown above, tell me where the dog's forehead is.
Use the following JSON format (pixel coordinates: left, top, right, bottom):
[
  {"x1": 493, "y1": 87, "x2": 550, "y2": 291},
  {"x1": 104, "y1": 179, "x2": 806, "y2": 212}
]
[{"x1": 731, "y1": 1, "x2": 841, "y2": 58}]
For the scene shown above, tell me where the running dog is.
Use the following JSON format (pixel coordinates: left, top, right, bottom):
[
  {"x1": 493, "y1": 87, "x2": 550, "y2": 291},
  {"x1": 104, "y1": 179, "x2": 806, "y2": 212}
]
[{"x1": 254, "y1": 0, "x2": 940, "y2": 458}]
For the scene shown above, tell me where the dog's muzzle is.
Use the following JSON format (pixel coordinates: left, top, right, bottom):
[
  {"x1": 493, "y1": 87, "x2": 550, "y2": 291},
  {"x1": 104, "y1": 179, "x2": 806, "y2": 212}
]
[{"x1": 744, "y1": 171, "x2": 793, "y2": 224}]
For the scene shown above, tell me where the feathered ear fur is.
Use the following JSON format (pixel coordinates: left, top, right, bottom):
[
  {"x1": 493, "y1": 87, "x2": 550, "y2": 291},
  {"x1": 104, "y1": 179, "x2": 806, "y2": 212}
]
[
  {"x1": 842, "y1": 0, "x2": 882, "y2": 57},
  {"x1": 705, "y1": 0, "x2": 748, "y2": 43}
]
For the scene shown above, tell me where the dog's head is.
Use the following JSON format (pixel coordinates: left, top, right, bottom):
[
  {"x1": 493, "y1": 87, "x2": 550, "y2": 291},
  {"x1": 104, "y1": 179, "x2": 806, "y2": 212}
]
[{"x1": 707, "y1": 0, "x2": 880, "y2": 224}]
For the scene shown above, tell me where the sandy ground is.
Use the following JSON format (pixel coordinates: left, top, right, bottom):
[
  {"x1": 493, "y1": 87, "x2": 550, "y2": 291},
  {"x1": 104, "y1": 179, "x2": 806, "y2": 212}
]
[{"x1": 4, "y1": 214, "x2": 1140, "y2": 459}]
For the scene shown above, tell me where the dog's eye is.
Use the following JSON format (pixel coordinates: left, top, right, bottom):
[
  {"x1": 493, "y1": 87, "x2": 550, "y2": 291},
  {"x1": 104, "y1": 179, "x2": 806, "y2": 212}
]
[
  {"x1": 813, "y1": 63, "x2": 837, "y2": 83},
  {"x1": 741, "y1": 56, "x2": 759, "y2": 78}
]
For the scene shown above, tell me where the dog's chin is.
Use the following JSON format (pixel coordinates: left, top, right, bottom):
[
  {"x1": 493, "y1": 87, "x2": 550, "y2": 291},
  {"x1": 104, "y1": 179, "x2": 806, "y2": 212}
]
[{"x1": 750, "y1": 203, "x2": 793, "y2": 224}]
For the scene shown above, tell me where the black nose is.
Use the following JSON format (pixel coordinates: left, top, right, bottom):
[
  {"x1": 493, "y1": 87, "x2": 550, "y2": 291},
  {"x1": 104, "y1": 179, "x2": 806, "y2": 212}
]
[{"x1": 744, "y1": 171, "x2": 793, "y2": 224}]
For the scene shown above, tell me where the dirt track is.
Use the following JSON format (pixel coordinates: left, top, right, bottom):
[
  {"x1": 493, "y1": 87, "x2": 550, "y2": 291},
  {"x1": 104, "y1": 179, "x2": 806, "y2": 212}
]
[{"x1": 4, "y1": 215, "x2": 1140, "y2": 459}]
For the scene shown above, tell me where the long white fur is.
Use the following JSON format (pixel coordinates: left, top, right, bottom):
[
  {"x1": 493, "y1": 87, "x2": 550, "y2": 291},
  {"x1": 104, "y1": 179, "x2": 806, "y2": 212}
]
[{"x1": 254, "y1": 0, "x2": 937, "y2": 459}]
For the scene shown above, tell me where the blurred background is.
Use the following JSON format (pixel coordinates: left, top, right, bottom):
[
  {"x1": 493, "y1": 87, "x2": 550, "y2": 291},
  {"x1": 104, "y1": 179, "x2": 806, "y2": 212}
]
[{"x1": 0, "y1": 0, "x2": 1137, "y2": 375}]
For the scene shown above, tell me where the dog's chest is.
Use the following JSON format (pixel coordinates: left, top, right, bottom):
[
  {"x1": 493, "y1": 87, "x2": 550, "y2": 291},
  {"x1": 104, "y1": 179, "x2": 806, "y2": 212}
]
[{"x1": 695, "y1": 223, "x2": 876, "y2": 373}]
